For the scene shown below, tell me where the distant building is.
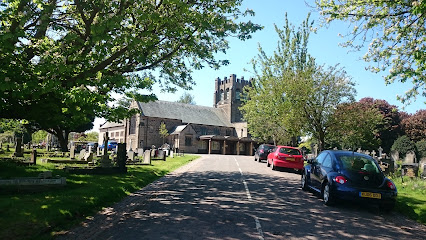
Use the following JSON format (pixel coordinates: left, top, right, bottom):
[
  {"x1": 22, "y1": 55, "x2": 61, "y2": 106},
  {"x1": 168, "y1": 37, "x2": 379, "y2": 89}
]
[{"x1": 99, "y1": 74, "x2": 255, "y2": 155}]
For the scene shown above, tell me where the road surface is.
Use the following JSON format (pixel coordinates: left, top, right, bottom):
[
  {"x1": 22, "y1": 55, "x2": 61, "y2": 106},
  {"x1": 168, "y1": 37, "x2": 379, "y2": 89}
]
[{"x1": 59, "y1": 154, "x2": 426, "y2": 240}]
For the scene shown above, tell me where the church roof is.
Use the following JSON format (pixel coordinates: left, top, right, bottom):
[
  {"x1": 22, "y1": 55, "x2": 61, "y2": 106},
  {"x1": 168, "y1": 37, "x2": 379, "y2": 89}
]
[
  {"x1": 99, "y1": 121, "x2": 124, "y2": 129},
  {"x1": 137, "y1": 100, "x2": 232, "y2": 127}
]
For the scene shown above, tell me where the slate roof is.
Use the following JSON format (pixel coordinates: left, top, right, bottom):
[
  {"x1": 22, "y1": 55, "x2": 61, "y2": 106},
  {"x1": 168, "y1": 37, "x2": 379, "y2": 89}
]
[
  {"x1": 169, "y1": 125, "x2": 188, "y2": 135},
  {"x1": 100, "y1": 121, "x2": 124, "y2": 129},
  {"x1": 137, "y1": 100, "x2": 232, "y2": 127}
]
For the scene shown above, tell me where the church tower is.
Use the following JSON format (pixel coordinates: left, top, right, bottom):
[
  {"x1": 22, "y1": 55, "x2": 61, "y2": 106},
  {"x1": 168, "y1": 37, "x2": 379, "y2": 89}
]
[{"x1": 213, "y1": 74, "x2": 251, "y2": 123}]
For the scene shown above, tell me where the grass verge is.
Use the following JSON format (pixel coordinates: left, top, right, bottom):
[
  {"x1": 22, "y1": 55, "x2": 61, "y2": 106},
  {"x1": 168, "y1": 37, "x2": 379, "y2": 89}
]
[
  {"x1": 392, "y1": 176, "x2": 426, "y2": 225},
  {"x1": 0, "y1": 155, "x2": 199, "y2": 240}
]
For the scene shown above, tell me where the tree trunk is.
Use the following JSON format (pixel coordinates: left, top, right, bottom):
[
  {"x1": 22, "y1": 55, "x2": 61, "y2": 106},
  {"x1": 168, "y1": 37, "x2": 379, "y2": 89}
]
[{"x1": 50, "y1": 128, "x2": 69, "y2": 152}]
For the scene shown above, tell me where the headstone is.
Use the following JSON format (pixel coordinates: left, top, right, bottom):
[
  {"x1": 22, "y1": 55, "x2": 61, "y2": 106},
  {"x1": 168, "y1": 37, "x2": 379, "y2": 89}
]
[
  {"x1": 371, "y1": 150, "x2": 376, "y2": 158},
  {"x1": 333, "y1": 147, "x2": 338, "y2": 150},
  {"x1": 151, "y1": 148, "x2": 156, "y2": 157},
  {"x1": 357, "y1": 148, "x2": 362, "y2": 153},
  {"x1": 137, "y1": 148, "x2": 144, "y2": 157},
  {"x1": 365, "y1": 150, "x2": 370, "y2": 156},
  {"x1": 70, "y1": 145, "x2": 75, "y2": 159},
  {"x1": 127, "y1": 150, "x2": 135, "y2": 161},
  {"x1": 97, "y1": 147, "x2": 101, "y2": 156},
  {"x1": 143, "y1": 150, "x2": 151, "y2": 165},
  {"x1": 31, "y1": 149, "x2": 37, "y2": 165},
  {"x1": 157, "y1": 150, "x2": 165, "y2": 161},
  {"x1": 378, "y1": 146, "x2": 383, "y2": 157},
  {"x1": 170, "y1": 150, "x2": 174, "y2": 158},
  {"x1": 103, "y1": 133, "x2": 109, "y2": 156},
  {"x1": 83, "y1": 152, "x2": 93, "y2": 162},
  {"x1": 390, "y1": 150, "x2": 399, "y2": 162},
  {"x1": 100, "y1": 133, "x2": 112, "y2": 167},
  {"x1": 313, "y1": 144, "x2": 318, "y2": 157},
  {"x1": 13, "y1": 137, "x2": 23, "y2": 157},
  {"x1": 117, "y1": 143, "x2": 127, "y2": 172},
  {"x1": 79, "y1": 149, "x2": 86, "y2": 160},
  {"x1": 404, "y1": 151, "x2": 416, "y2": 164},
  {"x1": 88, "y1": 146, "x2": 92, "y2": 153}
]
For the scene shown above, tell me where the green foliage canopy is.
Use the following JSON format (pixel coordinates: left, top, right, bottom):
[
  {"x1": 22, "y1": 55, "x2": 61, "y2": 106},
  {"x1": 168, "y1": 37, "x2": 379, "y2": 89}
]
[
  {"x1": 176, "y1": 92, "x2": 196, "y2": 105},
  {"x1": 315, "y1": 0, "x2": 426, "y2": 104}
]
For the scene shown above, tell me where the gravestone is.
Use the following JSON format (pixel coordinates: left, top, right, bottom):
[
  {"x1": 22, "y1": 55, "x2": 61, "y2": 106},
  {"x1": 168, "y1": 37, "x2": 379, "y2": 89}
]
[
  {"x1": 357, "y1": 148, "x2": 362, "y2": 153},
  {"x1": 143, "y1": 150, "x2": 151, "y2": 165},
  {"x1": 170, "y1": 150, "x2": 174, "y2": 158},
  {"x1": 151, "y1": 148, "x2": 156, "y2": 157},
  {"x1": 97, "y1": 147, "x2": 101, "y2": 156},
  {"x1": 365, "y1": 150, "x2": 370, "y2": 156},
  {"x1": 70, "y1": 145, "x2": 75, "y2": 159},
  {"x1": 13, "y1": 137, "x2": 24, "y2": 157},
  {"x1": 371, "y1": 150, "x2": 376, "y2": 158},
  {"x1": 127, "y1": 150, "x2": 135, "y2": 162},
  {"x1": 84, "y1": 152, "x2": 93, "y2": 162},
  {"x1": 333, "y1": 147, "x2": 338, "y2": 150},
  {"x1": 88, "y1": 146, "x2": 92, "y2": 153},
  {"x1": 137, "y1": 148, "x2": 144, "y2": 157},
  {"x1": 31, "y1": 149, "x2": 37, "y2": 165},
  {"x1": 117, "y1": 143, "x2": 127, "y2": 172},
  {"x1": 157, "y1": 150, "x2": 166, "y2": 161},
  {"x1": 38, "y1": 171, "x2": 53, "y2": 179},
  {"x1": 378, "y1": 146, "x2": 383, "y2": 157},
  {"x1": 313, "y1": 144, "x2": 318, "y2": 157},
  {"x1": 79, "y1": 149, "x2": 86, "y2": 160},
  {"x1": 100, "y1": 133, "x2": 112, "y2": 167},
  {"x1": 404, "y1": 151, "x2": 416, "y2": 164},
  {"x1": 390, "y1": 150, "x2": 399, "y2": 162}
]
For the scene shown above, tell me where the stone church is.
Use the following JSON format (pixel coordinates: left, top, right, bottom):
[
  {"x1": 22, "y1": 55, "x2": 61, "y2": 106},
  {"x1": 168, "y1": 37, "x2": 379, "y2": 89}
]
[{"x1": 99, "y1": 74, "x2": 255, "y2": 155}]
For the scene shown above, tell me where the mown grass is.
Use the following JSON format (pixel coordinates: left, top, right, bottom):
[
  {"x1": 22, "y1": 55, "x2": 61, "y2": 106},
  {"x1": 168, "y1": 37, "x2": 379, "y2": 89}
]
[
  {"x1": 0, "y1": 155, "x2": 199, "y2": 240},
  {"x1": 392, "y1": 176, "x2": 426, "y2": 224}
]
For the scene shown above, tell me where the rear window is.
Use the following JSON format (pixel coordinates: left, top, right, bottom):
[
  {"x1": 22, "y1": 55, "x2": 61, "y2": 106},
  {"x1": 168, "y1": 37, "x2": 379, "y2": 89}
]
[
  {"x1": 338, "y1": 155, "x2": 380, "y2": 173},
  {"x1": 261, "y1": 145, "x2": 275, "y2": 150},
  {"x1": 279, "y1": 147, "x2": 301, "y2": 155}
]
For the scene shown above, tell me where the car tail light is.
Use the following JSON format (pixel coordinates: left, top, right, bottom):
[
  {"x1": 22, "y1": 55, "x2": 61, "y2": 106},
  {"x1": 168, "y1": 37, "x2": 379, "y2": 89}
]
[
  {"x1": 334, "y1": 176, "x2": 347, "y2": 184},
  {"x1": 386, "y1": 180, "x2": 396, "y2": 190}
]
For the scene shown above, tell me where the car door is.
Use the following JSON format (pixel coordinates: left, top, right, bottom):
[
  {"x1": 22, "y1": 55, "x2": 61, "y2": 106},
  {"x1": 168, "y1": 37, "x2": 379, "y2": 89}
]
[
  {"x1": 318, "y1": 153, "x2": 333, "y2": 186},
  {"x1": 311, "y1": 152, "x2": 327, "y2": 189}
]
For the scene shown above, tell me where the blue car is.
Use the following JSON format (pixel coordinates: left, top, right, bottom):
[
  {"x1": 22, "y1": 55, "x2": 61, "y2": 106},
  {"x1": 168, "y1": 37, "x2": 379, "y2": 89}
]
[
  {"x1": 100, "y1": 140, "x2": 118, "y2": 150},
  {"x1": 301, "y1": 150, "x2": 397, "y2": 211}
]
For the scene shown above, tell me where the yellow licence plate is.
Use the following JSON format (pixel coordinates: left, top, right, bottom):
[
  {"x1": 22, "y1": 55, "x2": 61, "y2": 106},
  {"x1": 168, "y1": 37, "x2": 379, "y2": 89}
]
[
  {"x1": 286, "y1": 157, "x2": 295, "y2": 161},
  {"x1": 360, "y1": 192, "x2": 381, "y2": 199}
]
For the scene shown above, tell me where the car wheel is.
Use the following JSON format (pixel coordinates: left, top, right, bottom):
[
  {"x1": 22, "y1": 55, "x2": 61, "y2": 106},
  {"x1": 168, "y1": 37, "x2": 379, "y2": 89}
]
[
  {"x1": 266, "y1": 159, "x2": 271, "y2": 167},
  {"x1": 322, "y1": 182, "x2": 334, "y2": 206},
  {"x1": 301, "y1": 172, "x2": 308, "y2": 191},
  {"x1": 254, "y1": 156, "x2": 257, "y2": 161}
]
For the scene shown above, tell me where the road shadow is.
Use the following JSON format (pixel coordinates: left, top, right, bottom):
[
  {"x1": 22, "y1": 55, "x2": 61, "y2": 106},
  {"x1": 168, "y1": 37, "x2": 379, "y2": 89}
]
[{"x1": 58, "y1": 170, "x2": 426, "y2": 240}]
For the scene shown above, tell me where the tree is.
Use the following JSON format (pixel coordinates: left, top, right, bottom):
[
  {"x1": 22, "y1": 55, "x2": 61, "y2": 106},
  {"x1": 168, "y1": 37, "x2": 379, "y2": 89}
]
[
  {"x1": 401, "y1": 109, "x2": 426, "y2": 141},
  {"x1": 177, "y1": 92, "x2": 196, "y2": 105},
  {"x1": 159, "y1": 122, "x2": 169, "y2": 144},
  {"x1": 32, "y1": 130, "x2": 48, "y2": 145},
  {"x1": 241, "y1": 14, "x2": 356, "y2": 150},
  {"x1": 359, "y1": 97, "x2": 404, "y2": 153},
  {"x1": 315, "y1": 0, "x2": 426, "y2": 104},
  {"x1": 328, "y1": 102, "x2": 383, "y2": 150},
  {"x1": 391, "y1": 135, "x2": 416, "y2": 158},
  {"x1": 0, "y1": 0, "x2": 261, "y2": 150}
]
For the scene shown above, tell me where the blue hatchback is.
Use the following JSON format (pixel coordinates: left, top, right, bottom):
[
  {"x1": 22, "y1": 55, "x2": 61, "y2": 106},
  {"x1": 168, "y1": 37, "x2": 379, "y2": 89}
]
[
  {"x1": 100, "y1": 140, "x2": 118, "y2": 150},
  {"x1": 301, "y1": 150, "x2": 397, "y2": 211}
]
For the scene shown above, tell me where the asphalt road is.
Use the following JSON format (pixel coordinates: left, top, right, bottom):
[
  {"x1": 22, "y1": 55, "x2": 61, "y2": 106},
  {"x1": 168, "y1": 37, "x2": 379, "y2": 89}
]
[{"x1": 59, "y1": 154, "x2": 426, "y2": 240}]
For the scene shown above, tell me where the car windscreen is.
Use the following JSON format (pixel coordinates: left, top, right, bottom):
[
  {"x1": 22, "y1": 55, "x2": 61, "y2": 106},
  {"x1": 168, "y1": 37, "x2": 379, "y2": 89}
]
[
  {"x1": 279, "y1": 147, "x2": 301, "y2": 155},
  {"x1": 337, "y1": 155, "x2": 380, "y2": 174},
  {"x1": 262, "y1": 145, "x2": 275, "y2": 150}
]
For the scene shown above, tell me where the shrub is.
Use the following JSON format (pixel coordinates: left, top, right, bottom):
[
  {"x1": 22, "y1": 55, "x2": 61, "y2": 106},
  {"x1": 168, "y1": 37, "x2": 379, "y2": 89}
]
[
  {"x1": 416, "y1": 140, "x2": 426, "y2": 159},
  {"x1": 391, "y1": 135, "x2": 415, "y2": 158}
]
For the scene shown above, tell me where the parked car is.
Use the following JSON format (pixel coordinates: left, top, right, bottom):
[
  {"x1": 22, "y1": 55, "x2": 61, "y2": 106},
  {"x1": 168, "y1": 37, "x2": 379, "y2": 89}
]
[
  {"x1": 266, "y1": 146, "x2": 304, "y2": 171},
  {"x1": 100, "y1": 140, "x2": 118, "y2": 150},
  {"x1": 255, "y1": 144, "x2": 276, "y2": 162},
  {"x1": 301, "y1": 150, "x2": 397, "y2": 211}
]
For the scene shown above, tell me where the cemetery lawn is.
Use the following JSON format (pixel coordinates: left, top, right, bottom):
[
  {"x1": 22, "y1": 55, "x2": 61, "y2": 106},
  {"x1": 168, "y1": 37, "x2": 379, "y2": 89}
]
[
  {"x1": 393, "y1": 177, "x2": 426, "y2": 225},
  {"x1": 0, "y1": 155, "x2": 199, "y2": 240}
]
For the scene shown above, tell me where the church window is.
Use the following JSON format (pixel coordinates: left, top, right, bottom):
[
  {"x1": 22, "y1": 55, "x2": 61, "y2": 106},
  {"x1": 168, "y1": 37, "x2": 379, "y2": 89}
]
[
  {"x1": 185, "y1": 135, "x2": 192, "y2": 146},
  {"x1": 129, "y1": 115, "x2": 136, "y2": 134}
]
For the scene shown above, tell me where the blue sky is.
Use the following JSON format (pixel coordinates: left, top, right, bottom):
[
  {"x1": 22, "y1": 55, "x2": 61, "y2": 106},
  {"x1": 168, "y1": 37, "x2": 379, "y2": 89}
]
[
  {"x1": 152, "y1": 0, "x2": 425, "y2": 112},
  {"x1": 93, "y1": 0, "x2": 425, "y2": 131}
]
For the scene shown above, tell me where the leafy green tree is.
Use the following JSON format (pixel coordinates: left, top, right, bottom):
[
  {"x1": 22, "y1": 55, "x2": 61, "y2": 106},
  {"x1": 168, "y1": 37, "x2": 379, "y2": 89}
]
[
  {"x1": 392, "y1": 135, "x2": 416, "y2": 158},
  {"x1": 401, "y1": 109, "x2": 426, "y2": 142},
  {"x1": 0, "y1": 0, "x2": 261, "y2": 150},
  {"x1": 241, "y1": 14, "x2": 356, "y2": 149},
  {"x1": 77, "y1": 131, "x2": 99, "y2": 143},
  {"x1": 159, "y1": 122, "x2": 169, "y2": 144},
  {"x1": 328, "y1": 102, "x2": 383, "y2": 150},
  {"x1": 359, "y1": 98, "x2": 404, "y2": 153},
  {"x1": 177, "y1": 92, "x2": 196, "y2": 105},
  {"x1": 315, "y1": 0, "x2": 426, "y2": 104},
  {"x1": 416, "y1": 140, "x2": 426, "y2": 159},
  {"x1": 31, "y1": 130, "x2": 48, "y2": 145}
]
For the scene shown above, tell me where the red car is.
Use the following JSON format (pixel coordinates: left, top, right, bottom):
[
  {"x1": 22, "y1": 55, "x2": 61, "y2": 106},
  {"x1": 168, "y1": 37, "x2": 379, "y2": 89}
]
[{"x1": 267, "y1": 146, "x2": 304, "y2": 172}]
